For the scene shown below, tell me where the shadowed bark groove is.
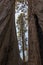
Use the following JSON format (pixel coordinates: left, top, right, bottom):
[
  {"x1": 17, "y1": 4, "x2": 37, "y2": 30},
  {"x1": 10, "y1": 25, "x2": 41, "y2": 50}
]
[{"x1": 34, "y1": 14, "x2": 43, "y2": 65}]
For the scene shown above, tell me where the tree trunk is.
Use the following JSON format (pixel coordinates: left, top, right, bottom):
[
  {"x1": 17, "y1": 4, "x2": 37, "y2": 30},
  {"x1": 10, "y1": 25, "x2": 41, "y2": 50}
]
[
  {"x1": 21, "y1": 17, "x2": 25, "y2": 62},
  {"x1": 22, "y1": 30, "x2": 25, "y2": 62},
  {"x1": 0, "y1": 0, "x2": 21, "y2": 65},
  {"x1": 28, "y1": 0, "x2": 41, "y2": 65}
]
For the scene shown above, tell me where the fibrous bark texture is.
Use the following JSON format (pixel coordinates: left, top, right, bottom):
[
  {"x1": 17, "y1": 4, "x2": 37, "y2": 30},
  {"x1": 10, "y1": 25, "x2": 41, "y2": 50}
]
[
  {"x1": 28, "y1": 0, "x2": 43, "y2": 65},
  {"x1": 0, "y1": 0, "x2": 20, "y2": 65}
]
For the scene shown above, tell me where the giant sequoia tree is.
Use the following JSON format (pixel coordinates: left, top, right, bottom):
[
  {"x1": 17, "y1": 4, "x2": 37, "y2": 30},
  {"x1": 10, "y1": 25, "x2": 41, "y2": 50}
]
[
  {"x1": 0, "y1": 0, "x2": 43, "y2": 65},
  {"x1": 0, "y1": 0, "x2": 21, "y2": 65},
  {"x1": 28, "y1": 0, "x2": 42, "y2": 65}
]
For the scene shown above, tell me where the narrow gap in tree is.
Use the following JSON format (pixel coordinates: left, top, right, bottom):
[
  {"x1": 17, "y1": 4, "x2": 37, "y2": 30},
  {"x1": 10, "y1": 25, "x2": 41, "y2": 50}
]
[{"x1": 15, "y1": 0, "x2": 28, "y2": 62}]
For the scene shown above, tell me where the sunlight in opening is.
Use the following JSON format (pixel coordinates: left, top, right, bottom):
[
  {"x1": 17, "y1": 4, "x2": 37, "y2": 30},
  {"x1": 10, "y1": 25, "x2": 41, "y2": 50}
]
[{"x1": 15, "y1": 0, "x2": 28, "y2": 62}]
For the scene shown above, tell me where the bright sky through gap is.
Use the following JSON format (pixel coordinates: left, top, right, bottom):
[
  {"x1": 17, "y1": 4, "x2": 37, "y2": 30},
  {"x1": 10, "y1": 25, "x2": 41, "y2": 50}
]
[{"x1": 15, "y1": 1, "x2": 28, "y2": 61}]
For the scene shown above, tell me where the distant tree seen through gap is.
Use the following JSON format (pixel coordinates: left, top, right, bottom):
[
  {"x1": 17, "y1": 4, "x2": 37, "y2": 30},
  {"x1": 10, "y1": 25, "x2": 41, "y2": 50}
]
[{"x1": 15, "y1": 0, "x2": 28, "y2": 62}]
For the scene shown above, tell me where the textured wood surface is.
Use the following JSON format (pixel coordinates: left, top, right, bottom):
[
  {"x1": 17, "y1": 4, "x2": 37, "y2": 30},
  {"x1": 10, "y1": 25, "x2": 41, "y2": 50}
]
[
  {"x1": 0, "y1": 0, "x2": 20, "y2": 65},
  {"x1": 28, "y1": 0, "x2": 43, "y2": 65}
]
